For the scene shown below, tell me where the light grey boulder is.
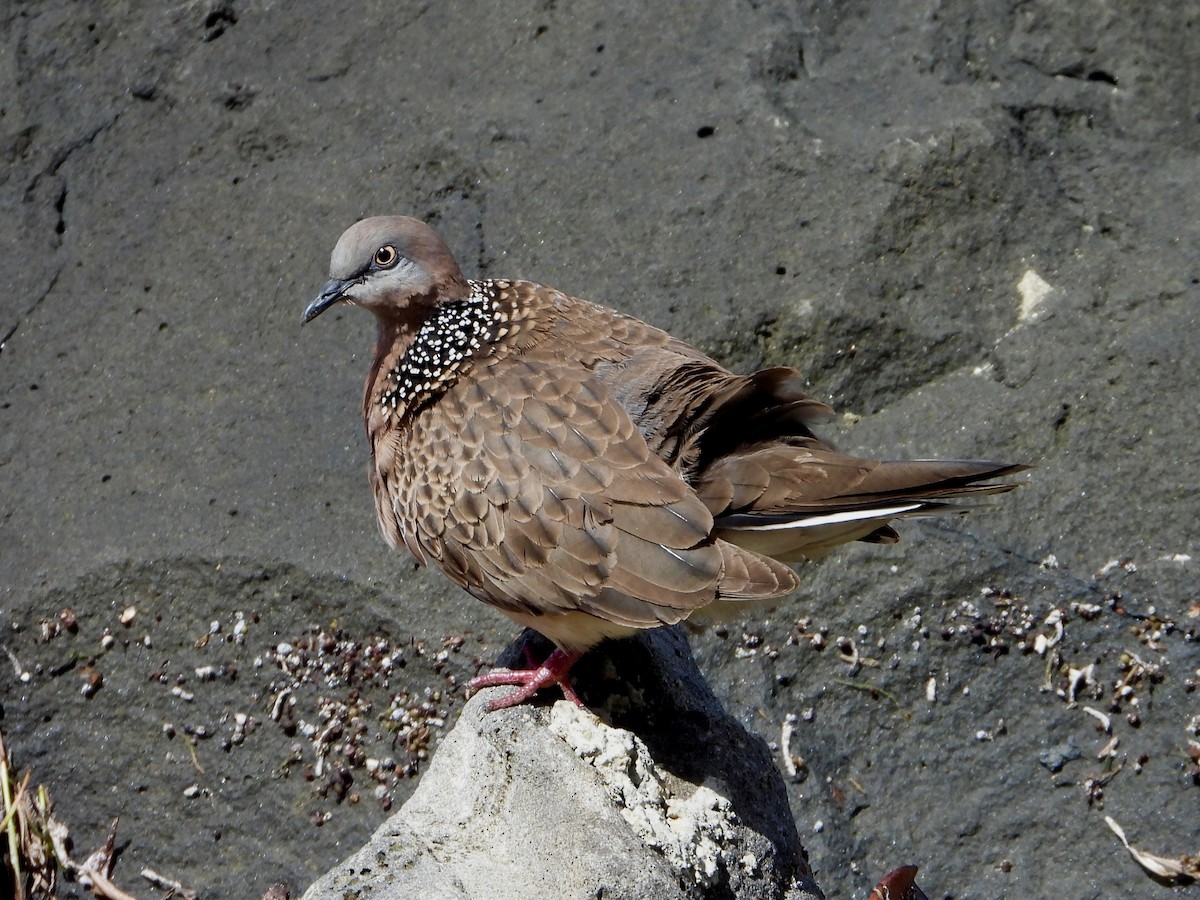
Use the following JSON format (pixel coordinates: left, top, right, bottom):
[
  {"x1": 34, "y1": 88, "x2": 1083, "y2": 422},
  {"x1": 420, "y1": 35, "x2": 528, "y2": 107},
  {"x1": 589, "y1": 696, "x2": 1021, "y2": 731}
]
[{"x1": 302, "y1": 628, "x2": 823, "y2": 899}]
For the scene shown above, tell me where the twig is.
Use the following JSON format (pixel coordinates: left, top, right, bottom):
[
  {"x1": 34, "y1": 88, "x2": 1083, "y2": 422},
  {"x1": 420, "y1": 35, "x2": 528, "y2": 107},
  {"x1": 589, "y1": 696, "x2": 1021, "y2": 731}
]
[
  {"x1": 142, "y1": 867, "x2": 199, "y2": 899},
  {"x1": 183, "y1": 734, "x2": 206, "y2": 775},
  {"x1": 79, "y1": 817, "x2": 121, "y2": 892},
  {"x1": 0, "y1": 770, "x2": 31, "y2": 833},
  {"x1": 86, "y1": 867, "x2": 142, "y2": 900},
  {"x1": 4, "y1": 647, "x2": 27, "y2": 680},
  {"x1": 0, "y1": 732, "x2": 21, "y2": 897},
  {"x1": 833, "y1": 678, "x2": 905, "y2": 708}
]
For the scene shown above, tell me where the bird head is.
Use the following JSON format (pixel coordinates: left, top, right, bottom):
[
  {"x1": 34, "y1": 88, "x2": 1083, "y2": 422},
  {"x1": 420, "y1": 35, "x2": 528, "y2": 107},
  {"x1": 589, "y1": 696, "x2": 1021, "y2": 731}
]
[{"x1": 302, "y1": 216, "x2": 468, "y2": 325}]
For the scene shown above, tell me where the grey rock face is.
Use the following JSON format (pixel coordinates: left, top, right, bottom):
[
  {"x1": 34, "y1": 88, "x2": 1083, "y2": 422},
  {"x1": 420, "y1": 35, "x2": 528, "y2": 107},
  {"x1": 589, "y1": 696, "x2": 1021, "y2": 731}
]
[{"x1": 1, "y1": 1, "x2": 1196, "y2": 898}]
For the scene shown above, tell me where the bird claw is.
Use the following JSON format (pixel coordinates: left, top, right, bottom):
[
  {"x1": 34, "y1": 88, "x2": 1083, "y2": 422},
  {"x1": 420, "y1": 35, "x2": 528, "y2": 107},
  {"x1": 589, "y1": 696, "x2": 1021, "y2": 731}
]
[{"x1": 467, "y1": 648, "x2": 584, "y2": 711}]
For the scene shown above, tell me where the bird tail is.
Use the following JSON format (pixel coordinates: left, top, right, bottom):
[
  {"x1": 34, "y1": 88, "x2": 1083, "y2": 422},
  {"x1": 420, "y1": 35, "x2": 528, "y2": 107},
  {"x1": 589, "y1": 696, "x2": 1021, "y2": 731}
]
[{"x1": 712, "y1": 458, "x2": 1028, "y2": 562}]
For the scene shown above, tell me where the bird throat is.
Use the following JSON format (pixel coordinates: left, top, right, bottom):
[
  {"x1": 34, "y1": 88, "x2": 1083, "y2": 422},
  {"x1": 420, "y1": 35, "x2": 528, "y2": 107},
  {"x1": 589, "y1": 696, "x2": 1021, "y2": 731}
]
[{"x1": 378, "y1": 281, "x2": 507, "y2": 420}]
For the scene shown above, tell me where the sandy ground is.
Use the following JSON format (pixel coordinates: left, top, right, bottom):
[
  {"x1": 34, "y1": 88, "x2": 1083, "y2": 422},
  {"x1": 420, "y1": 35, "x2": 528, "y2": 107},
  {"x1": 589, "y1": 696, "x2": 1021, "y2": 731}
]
[{"x1": 1, "y1": 1, "x2": 1197, "y2": 897}]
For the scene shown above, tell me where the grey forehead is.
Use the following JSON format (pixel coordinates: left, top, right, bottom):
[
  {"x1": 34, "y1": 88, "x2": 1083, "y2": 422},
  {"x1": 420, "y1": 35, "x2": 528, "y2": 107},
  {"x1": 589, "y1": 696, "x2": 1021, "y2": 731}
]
[{"x1": 329, "y1": 216, "x2": 423, "y2": 279}]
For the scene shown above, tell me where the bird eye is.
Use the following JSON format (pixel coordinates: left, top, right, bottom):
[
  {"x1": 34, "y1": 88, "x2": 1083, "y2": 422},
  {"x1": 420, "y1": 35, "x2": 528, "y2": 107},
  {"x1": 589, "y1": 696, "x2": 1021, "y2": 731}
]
[{"x1": 374, "y1": 245, "x2": 398, "y2": 268}]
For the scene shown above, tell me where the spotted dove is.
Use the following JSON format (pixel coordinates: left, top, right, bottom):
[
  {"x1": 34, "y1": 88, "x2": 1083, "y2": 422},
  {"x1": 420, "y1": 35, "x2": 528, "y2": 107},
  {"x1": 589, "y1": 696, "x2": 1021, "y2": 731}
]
[{"x1": 304, "y1": 216, "x2": 1025, "y2": 710}]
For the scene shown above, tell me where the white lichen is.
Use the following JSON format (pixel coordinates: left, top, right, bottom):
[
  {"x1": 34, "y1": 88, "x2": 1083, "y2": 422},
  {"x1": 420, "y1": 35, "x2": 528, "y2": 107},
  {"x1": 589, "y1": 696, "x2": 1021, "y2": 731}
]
[{"x1": 548, "y1": 702, "x2": 738, "y2": 886}]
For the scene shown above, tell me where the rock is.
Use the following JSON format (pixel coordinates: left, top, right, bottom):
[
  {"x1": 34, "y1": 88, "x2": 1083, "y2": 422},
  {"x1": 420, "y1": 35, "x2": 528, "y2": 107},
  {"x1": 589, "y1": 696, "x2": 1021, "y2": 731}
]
[
  {"x1": 1038, "y1": 736, "x2": 1082, "y2": 774},
  {"x1": 2, "y1": 2, "x2": 1197, "y2": 897},
  {"x1": 302, "y1": 629, "x2": 823, "y2": 899}
]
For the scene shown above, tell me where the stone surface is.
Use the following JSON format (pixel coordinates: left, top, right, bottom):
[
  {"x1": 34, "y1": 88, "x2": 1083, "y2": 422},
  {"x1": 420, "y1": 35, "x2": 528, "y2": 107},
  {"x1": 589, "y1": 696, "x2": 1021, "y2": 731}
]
[
  {"x1": 303, "y1": 629, "x2": 822, "y2": 899},
  {"x1": 0, "y1": 1, "x2": 1196, "y2": 898}
]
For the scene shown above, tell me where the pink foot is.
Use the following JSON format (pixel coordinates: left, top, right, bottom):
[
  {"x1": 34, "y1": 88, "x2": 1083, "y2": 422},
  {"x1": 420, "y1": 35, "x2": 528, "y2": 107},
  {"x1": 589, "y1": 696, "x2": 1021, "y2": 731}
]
[{"x1": 468, "y1": 648, "x2": 585, "y2": 711}]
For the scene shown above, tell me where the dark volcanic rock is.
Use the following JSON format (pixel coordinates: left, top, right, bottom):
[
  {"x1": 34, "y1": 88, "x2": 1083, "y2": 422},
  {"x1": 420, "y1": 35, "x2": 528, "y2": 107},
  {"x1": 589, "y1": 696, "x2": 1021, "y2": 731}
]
[{"x1": 1, "y1": 2, "x2": 1196, "y2": 898}]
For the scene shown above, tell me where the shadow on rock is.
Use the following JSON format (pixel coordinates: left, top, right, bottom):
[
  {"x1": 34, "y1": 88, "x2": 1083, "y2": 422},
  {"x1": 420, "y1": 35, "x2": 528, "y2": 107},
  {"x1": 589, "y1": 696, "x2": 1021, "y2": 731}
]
[{"x1": 562, "y1": 627, "x2": 819, "y2": 897}]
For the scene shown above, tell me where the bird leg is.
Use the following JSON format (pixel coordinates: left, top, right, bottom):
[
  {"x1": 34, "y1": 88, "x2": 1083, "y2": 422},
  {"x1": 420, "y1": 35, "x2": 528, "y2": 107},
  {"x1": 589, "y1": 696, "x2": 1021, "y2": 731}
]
[{"x1": 467, "y1": 647, "x2": 585, "y2": 711}]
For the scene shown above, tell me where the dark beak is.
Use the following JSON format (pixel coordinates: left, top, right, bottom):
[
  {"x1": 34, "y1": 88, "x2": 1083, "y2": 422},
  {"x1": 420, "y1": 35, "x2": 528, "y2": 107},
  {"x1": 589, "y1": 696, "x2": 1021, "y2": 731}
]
[{"x1": 302, "y1": 278, "x2": 352, "y2": 324}]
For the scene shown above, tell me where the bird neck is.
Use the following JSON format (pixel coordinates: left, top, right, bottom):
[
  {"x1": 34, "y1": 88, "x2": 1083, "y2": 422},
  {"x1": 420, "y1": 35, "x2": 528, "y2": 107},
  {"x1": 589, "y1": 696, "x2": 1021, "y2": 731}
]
[{"x1": 362, "y1": 283, "x2": 505, "y2": 431}]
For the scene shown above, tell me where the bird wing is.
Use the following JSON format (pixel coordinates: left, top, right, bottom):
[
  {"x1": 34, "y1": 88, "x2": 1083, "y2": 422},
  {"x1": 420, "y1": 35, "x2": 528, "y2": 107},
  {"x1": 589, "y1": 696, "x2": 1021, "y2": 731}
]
[
  {"x1": 382, "y1": 353, "x2": 795, "y2": 637},
  {"x1": 572, "y1": 315, "x2": 1028, "y2": 562}
]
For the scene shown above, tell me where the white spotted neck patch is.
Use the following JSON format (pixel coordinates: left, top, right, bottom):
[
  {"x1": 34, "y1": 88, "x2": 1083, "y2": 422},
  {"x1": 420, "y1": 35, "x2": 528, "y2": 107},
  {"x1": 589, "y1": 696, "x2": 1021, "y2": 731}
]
[{"x1": 379, "y1": 280, "x2": 515, "y2": 418}]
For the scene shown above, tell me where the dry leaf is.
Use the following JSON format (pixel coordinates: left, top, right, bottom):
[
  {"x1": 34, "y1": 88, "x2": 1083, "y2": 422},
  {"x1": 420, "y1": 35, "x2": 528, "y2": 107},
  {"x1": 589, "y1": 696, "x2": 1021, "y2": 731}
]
[{"x1": 1106, "y1": 815, "x2": 1200, "y2": 883}]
